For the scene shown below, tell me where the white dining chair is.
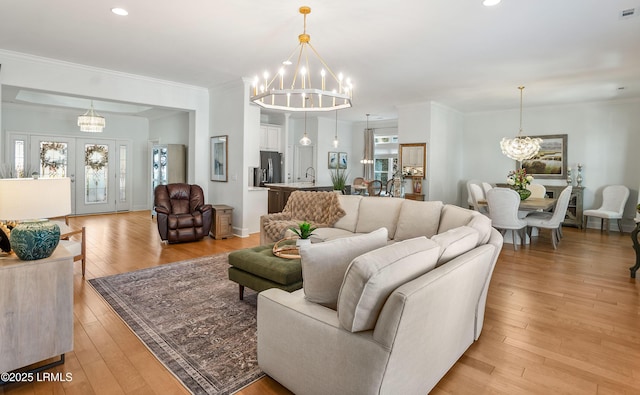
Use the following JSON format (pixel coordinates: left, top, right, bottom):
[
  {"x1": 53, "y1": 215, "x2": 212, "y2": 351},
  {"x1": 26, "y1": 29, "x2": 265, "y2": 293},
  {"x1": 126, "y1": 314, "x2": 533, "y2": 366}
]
[
  {"x1": 486, "y1": 188, "x2": 528, "y2": 250},
  {"x1": 526, "y1": 183, "x2": 547, "y2": 199},
  {"x1": 482, "y1": 182, "x2": 493, "y2": 195},
  {"x1": 583, "y1": 185, "x2": 629, "y2": 233},
  {"x1": 466, "y1": 179, "x2": 488, "y2": 214},
  {"x1": 526, "y1": 186, "x2": 572, "y2": 249}
]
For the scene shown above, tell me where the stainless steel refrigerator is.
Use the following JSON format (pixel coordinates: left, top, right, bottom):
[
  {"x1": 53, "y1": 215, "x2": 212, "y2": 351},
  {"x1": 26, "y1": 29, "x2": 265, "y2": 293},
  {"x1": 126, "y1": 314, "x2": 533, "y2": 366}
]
[{"x1": 260, "y1": 151, "x2": 283, "y2": 186}]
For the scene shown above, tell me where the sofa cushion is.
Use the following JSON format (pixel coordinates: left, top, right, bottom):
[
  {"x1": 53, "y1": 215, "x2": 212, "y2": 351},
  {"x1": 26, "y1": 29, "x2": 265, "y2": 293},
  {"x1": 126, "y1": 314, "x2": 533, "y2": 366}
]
[
  {"x1": 430, "y1": 226, "x2": 479, "y2": 265},
  {"x1": 438, "y1": 204, "x2": 491, "y2": 246},
  {"x1": 300, "y1": 228, "x2": 388, "y2": 309},
  {"x1": 309, "y1": 227, "x2": 361, "y2": 243},
  {"x1": 334, "y1": 195, "x2": 362, "y2": 232},
  {"x1": 394, "y1": 200, "x2": 443, "y2": 241},
  {"x1": 337, "y1": 237, "x2": 441, "y2": 332},
  {"x1": 354, "y1": 197, "x2": 404, "y2": 239},
  {"x1": 438, "y1": 204, "x2": 474, "y2": 233}
]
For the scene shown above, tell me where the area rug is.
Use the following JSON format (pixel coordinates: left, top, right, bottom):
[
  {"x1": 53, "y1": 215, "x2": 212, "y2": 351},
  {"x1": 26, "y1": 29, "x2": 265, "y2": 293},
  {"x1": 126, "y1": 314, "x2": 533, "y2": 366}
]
[{"x1": 88, "y1": 253, "x2": 263, "y2": 395}]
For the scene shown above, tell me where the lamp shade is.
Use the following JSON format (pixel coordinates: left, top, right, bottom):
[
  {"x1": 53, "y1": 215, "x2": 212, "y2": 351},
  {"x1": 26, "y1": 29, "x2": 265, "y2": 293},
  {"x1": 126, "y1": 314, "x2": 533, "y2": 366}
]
[
  {"x1": 0, "y1": 178, "x2": 71, "y2": 260},
  {"x1": 0, "y1": 178, "x2": 71, "y2": 220}
]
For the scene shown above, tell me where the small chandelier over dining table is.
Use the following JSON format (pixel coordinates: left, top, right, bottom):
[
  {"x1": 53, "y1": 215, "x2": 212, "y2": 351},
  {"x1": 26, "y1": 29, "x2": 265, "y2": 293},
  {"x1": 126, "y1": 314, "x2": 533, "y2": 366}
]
[
  {"x1": 499, "y1": 86, "x2": 542, "y2": 161},
  {"x1": 249, "y1": 6, "x2": 353, "y2": 112}
]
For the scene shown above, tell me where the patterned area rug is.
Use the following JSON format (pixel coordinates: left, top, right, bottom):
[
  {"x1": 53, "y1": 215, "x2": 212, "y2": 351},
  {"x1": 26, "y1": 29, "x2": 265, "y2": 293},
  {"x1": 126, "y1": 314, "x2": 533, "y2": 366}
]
[{"x1": 88, "y1": 253, "x2": 263, "y2": 395}]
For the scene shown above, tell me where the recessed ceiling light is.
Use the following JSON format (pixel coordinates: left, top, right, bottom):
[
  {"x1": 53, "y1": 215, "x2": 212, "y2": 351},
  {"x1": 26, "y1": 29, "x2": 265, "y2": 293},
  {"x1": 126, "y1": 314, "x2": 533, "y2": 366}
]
[
  {"x1": 111, "y1": 8, "x2": 129, "y2": 16},
  {"x1": 483, "y1": 0, "x2": 501, "y2": 6}
]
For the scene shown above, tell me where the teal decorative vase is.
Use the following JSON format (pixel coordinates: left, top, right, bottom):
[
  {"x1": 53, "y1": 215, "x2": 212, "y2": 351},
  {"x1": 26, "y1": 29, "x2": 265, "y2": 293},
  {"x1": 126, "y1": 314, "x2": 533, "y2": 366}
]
[
  {"x1": 515, "y1": 188, "x2": 531, "y2": 201},
  {"x1": 9, "y1": 220, "x2": 60, "y2": 260}
]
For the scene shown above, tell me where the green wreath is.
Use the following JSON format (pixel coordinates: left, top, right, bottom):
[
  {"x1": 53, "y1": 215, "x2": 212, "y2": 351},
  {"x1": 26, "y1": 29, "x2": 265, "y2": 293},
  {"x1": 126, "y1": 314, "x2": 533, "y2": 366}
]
[{"x1": 85, "y1": 144, "x2": 109, "y2": 171}]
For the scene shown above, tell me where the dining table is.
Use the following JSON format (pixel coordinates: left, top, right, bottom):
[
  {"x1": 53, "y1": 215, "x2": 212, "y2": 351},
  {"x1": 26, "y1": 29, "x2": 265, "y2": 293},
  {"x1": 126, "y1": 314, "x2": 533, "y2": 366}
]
[
  {"x1": 353, "y1": 183, "x2": 370, "y2": 195},
  {"x1": 478, "y1": 197, "x2": 557, "y2": 212}
]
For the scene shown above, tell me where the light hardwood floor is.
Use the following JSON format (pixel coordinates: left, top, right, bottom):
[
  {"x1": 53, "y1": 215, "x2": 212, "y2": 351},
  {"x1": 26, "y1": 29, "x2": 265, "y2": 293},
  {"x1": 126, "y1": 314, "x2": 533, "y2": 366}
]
[{"x1": 2, "y1": 211, "x2": 639, "y2": 394}]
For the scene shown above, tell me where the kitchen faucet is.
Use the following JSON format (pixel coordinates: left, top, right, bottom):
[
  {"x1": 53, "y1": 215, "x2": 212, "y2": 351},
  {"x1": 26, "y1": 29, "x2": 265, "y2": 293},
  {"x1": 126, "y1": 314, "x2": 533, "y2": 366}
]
[{"x1": 305, "y1": 167, "x2": 316, "y2": 184}]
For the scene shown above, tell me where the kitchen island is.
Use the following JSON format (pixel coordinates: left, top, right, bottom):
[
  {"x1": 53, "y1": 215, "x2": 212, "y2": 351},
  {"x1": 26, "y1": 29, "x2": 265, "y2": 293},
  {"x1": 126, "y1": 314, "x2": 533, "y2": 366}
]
[{"x1": 264, "y1": 183, "x2": 336, "y2": 213}]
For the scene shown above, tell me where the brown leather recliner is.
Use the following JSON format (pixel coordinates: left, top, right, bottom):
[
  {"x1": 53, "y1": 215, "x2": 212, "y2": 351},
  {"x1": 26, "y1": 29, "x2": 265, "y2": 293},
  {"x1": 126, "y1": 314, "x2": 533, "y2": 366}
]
[{"x1": 154, "y1": 183, "x2": 213, "y2": 243}]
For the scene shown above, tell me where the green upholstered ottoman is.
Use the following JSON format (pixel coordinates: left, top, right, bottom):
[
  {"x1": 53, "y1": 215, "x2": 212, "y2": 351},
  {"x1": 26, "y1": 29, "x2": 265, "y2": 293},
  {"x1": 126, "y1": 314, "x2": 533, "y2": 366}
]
[{"x1": 228, "y1": 243, "x2": 302, "y2": 300}]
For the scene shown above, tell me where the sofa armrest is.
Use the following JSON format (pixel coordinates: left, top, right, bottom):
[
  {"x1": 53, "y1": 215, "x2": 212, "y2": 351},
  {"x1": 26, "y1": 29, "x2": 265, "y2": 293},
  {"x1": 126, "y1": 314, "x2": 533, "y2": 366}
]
[
  {"x1": 258, "y1": 289, "x2": 390, "y2": 395},
  {"x1": 198, "y1": 204, "x2": 213, "y2": 213},
  {"x1": 260, "y1": 213, "x2": 294, "y2": 245}
]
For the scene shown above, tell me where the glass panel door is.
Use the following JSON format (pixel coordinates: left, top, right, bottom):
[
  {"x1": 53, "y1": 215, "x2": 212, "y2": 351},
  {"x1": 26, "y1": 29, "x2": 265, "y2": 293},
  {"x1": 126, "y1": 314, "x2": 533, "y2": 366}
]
[
  {"x1": 19, "y1": 134, "x2": 130, "y2": 215},
  {"x1": 76, "y1": 138, "x2": 116, "y2": 214},
  {"x1": 29, "y1": 135, "x2": 77, "y2": 214}
]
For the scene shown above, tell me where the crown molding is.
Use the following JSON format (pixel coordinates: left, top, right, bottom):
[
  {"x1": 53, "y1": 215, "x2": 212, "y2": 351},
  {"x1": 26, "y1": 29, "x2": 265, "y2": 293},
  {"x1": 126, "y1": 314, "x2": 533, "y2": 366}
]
[{"x1": 0, "y1": 49, "x2": 209, "y2": 94}]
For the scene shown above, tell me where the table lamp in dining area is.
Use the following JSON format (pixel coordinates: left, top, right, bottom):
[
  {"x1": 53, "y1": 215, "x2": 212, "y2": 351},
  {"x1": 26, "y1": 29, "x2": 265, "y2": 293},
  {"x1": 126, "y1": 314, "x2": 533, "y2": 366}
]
[{"x1": 0, "y1": 177, "x2": 71, "y2": 260}]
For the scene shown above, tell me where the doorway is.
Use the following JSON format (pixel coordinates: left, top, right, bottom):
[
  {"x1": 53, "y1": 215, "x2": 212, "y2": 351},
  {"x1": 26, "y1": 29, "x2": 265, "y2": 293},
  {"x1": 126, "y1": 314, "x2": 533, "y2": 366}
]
[
  {"x1": 7, "y1": 132, "x2": 131, "y2": 215},
  {"x1": 294, "y1": 145, "x2": 314, "y2": 182}
]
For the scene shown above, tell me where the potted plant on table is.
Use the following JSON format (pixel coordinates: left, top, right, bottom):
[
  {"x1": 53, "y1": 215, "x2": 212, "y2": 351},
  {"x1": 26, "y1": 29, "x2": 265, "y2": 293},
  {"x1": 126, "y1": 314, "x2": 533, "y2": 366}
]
[
  {"x1": 506, "y1": 168, "x2": 534, "y2": 200},
  {"x1": 289, "y1": 221, "x2": 317, "y2": 247},
  {"x1": 330, "y1": 168, "x2": 349, "y2": 194}
]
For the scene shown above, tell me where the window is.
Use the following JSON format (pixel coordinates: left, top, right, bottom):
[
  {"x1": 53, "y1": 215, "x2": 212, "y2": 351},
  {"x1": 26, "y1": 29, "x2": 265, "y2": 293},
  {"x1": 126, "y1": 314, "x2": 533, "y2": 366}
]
[
  {"x1": 14, "y1": 140, "x2": 25, "y2": 177},
  {"x1": 374, "y1": 132, "x2": 398, "y2": 182}
]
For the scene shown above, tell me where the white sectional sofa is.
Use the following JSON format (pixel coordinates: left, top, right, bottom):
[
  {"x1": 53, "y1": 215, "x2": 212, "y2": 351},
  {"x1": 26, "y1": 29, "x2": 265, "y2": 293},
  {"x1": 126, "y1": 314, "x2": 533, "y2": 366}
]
[{"x1": 257, "y1": 193, "x2": 504, "y2": 394}]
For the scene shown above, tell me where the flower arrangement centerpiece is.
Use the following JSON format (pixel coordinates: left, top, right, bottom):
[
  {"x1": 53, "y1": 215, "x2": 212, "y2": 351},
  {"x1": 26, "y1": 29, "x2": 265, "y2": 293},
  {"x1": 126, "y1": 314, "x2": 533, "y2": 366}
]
[{"x1": 506, "y1": 168, "x2": 534, "y2": 200}]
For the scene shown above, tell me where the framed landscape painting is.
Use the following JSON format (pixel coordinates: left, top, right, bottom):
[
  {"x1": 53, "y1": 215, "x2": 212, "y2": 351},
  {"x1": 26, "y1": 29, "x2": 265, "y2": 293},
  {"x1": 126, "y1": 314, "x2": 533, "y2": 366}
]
[{"x1": 518, "y1": 134, "x2": 567, "y2": 179}]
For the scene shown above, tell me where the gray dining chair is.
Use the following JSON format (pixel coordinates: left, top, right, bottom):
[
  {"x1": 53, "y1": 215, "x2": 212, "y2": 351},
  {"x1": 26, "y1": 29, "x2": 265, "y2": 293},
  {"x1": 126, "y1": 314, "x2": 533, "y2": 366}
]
[
  {"x1": 486, "y1": 187, "x2": 528, "y2": 250},
  {"x1": 526, "y1": 186, "x2": 572, "y2": 249}
]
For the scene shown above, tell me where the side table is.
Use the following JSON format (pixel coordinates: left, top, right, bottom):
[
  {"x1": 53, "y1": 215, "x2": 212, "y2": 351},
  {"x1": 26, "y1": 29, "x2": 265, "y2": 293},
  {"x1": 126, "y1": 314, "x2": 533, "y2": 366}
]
[
  {"x1": 211, "y1": 204, "x2": 233, "y2": 239},
  {"x1": 404, "y1": 193, "x2": 425, "y2": 201},
  {"x1": 630, "y1": 221, "x2": 640, "y2": 278},
  {"x1": 0, "y1": 247, "x2": 73, "y2": 376}
]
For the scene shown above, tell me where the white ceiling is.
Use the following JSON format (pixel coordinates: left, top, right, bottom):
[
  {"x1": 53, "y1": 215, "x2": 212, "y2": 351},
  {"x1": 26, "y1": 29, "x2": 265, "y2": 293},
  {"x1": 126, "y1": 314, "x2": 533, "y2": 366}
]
[{"x1": 1, "y1": 0, "x2": 639, "y2": 122}]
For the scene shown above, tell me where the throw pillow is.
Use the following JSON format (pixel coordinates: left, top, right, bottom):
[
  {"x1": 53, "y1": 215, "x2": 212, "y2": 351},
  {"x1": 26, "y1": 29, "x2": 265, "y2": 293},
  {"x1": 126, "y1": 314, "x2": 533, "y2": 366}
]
[
  {"x1": 337, "y1": 236, "x2": 441, "y2": 332},
  {"x1": 430, "y1": 226, "x2": 479, "y2": 265},
  {"x1": 466, "y1": 214, "x2": 492, "y2": 246},
  {"x1": 299, "y1": 227, "x2": 388, "y2": 309}
]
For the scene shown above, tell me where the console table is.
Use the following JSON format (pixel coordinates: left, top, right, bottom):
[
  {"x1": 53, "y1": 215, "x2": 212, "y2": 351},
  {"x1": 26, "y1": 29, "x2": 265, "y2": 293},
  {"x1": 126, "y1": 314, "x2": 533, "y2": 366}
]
[
  {"x1": 544, "y1": 186, "x2": 584, "y2": 228},
  {"x1": 631, "y1": 221, "x2": 640, "y2": 278},
  {"x1": 0, "y1": 247, "x2": 73, "y2": 374}
]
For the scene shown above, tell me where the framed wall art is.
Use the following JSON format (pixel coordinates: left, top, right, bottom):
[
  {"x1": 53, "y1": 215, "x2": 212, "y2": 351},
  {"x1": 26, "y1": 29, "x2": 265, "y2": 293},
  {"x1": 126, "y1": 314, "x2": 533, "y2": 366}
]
[
  {"x1": 210, "y1": 135, "x2": 228, "y2": 182},
  {"x1": 338, "y1": 152, "x2": 348, "y2": 169},
  {"x1": 328, "y1": 152, "x2": 338, "y2": 169},
  {"x1": 518, "y1": 134, "x2": 567, "y2": 179}
]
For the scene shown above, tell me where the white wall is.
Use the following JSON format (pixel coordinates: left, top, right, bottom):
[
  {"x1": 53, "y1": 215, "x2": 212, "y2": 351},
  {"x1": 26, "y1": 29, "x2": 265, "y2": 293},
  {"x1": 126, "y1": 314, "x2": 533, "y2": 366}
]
[
  {"x1": 0, "y1": 50, "x2": 210, "y2": 196},
  {"x1": 430, "y1": 102, "x2": 464, "y2": 203},
  {"x1": 463, "y1": 98, "x2": 640, "y2": 230},
  {"x1": 149, "y1": 112, "x2": 189, "y2": 146},
  {"x1": 210, "y1": 78, "x2": 268, "y2": 236}
]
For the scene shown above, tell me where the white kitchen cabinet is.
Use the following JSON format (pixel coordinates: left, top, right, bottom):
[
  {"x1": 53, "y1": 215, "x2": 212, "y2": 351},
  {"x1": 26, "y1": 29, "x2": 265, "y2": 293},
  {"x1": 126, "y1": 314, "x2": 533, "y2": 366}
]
[{"x1": 260, "y1": 125, "x2": 281, "y2": 152}]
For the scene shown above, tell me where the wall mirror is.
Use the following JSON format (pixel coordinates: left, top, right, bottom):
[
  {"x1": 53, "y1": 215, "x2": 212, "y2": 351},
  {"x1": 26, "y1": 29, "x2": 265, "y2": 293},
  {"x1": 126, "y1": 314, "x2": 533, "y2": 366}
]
[{"x1": 399, "y1": 143, "x2": 426, "y2": 178}]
